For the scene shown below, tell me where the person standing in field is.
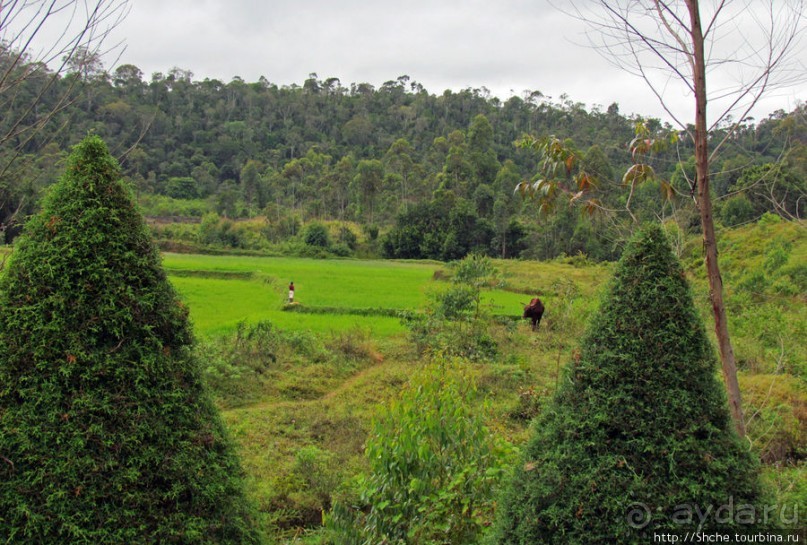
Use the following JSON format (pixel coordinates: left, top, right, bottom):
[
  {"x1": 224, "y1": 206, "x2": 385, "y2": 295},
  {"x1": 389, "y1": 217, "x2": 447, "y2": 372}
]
[{"x1": 288, "y1": 281, "x2": 295, "y2": 303}]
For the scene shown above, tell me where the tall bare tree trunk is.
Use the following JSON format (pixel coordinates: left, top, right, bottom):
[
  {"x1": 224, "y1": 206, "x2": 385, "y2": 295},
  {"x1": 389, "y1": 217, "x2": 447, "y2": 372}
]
[{"x1": 687, "y1": 0, "x2": 746, "y2": 437}]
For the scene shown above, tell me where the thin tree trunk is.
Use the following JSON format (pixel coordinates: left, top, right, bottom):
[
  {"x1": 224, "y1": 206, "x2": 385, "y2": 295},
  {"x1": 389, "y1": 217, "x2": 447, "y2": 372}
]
[{"x1": 687, "y1": 0, "x2": 746, "y2": 437}]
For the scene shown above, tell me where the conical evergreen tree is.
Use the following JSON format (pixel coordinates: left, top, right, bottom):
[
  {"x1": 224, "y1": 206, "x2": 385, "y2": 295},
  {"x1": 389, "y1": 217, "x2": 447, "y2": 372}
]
[
  {"x1": 495, "y1": 224, "x2": 762, "y2": 544},
  {"x1": 0, "y1": 136, "x2": 260, "y2": 544}
]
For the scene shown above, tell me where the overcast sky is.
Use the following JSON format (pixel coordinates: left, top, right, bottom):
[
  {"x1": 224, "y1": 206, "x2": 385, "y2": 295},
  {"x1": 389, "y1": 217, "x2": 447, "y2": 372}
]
[
  {"x1": 112, "y1": 0, "x2": 660, "y2": 114},
  {"x1": 15, "y1": 0, "x2": 807, "y2": 125}
]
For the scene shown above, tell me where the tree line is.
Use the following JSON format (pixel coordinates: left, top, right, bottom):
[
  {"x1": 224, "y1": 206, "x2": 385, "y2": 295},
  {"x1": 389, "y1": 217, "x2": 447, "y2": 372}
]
[{"x1": 1, "y1": 46, "x2": 804, "y2": 259}]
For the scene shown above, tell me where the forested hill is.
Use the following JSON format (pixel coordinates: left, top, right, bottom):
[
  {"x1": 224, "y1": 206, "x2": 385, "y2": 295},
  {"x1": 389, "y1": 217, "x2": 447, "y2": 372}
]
[{"x1": 1, "y1": 52, "x2": 804, "y2": 259}]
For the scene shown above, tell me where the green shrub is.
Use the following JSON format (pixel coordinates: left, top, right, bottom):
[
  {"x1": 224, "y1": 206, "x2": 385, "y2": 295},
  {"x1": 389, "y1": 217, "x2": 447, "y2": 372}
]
[
  {"x1": 282, "y1": 240, "x2": 331, "y2": 258},
  {"x1": 330, "y1": 242, "x2": 353, "y2": 256},
  {"x1": 200, "y1": 321, "x2": 280, "y2": 404},
  {"x1": 404, "y1": 254, "x2": 500, "y2": 361},
  {"x1": 165, "y1": 176, "x2": 199, "y2": 199},
  {"x1": 381, "y1": 197, "x2": 495, "y2": 260},
  {"x1": 281, "y1": 329, "x2": 330, "y2": 363},
  {"x1": 508, "y1": 385, "x2": 548, "y2": 422},
  {"x1": 263, "y1": 215, "x2": 301, "y2": 242},
  {"x1": 138, "y1": 193, "x2": 211, "y2": 217},
  {"x1": 494, "y1": 224, "x2": 764, "y2": 543},
  {"x1": 0, "y1": 136, "x2": 260, "y2": 544},
  {"x1": 362, "y1": 223, "x2": 379, "y2": 241},
  {"x1": 758, "y1": 211, "x2": 783, "y2": 227},
  {"x1": 761, "y1": 466, "x2": 806, "y2": 525},
  {"x1": 405, "y1": 302, "x2": 499, "y2": 362},
  {"x1": 721, "y1": 194, "x2": 756, "y2": 226},
  {"x1": 328, "y1": 361, "x2": 510, "y2": 544},
  {"x1": 325, "y1": 328, "x2": 382, "y2": 363},
  {"x1": 198, "y1": 211, "x2": 248, "y2": 248},
  {"x1": 780, "y1": 262, "x2": 807, "y2": 293},
  {"x1": 743, "y1": 374, "x2": 806, "y2": 463},
  {"x1": 763, "y1": 238, "x2": 792, "y2": 274},
  {"x1": 149, "y1": 220, "x2": 198, "y2": 243},
  {"x1": 737, "y1": 270, "x2": 769, "y2": 300},
  {"x1": 304, "y1": 222, "x2": 332, "y2": 248},
  {"x1": 288, "y1": 445, "x2": 340, "y2": 514},
  {"x1": 337, "y1": 225, "x2": 358, "y2": 249}
]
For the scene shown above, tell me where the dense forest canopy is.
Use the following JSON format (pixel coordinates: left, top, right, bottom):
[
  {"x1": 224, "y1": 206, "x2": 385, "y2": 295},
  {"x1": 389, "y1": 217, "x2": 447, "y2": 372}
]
[{"x1": 1, "y1": 44, "x2": 804, "y2": 259}]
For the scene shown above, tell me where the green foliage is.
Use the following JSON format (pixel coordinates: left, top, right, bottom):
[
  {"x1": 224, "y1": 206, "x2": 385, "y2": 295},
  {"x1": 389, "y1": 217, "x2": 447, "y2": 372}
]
[
  {"x1": 514, "y1": 135, "x2": 599, "y2": 217},
  {"x1": 92, "y1": 224, "x2": 803, "y2": 540},
  {"x1": 362, "y1": 223, "x2": 379, "y2": 241},
  {"x1": 404, "y1": 254, "x2": 500, "y2": 360},
  {"x1": 199, "y1": 211, "x2": 248, "y2": 247},
  {"x1": 763, "y1": 238, "x2": 792, "y2": 274},
  {"x1": 288, "y1": 445, "x2": 340, "y2": 514},
  {"x1": 382, "y1": 194, "x2": 495, "y2": 260},
  {"x1": 200, "y1": 321, "x2": 282, "y2": 405},
  {"x1": 732, "y1": 163, "x2": 806, "y2": 220},
  {"x1": 433, "y1": 284, "x2": 479, "y2": 321},
  {"x1": 198, "y1": 322, "x2": 389, "y2": 537},
  {"x1": 520, "y1": 205, "x2": 620, "y2": 262},
  {"x1": 721, "y1": 194, "x2": 756, "y2": 226},
  {"x1": 742, "y1": 375, "x2": 806, "y2": 464},
  {"x1": 714, "y1": 221, "x2": 805, "y2": 380},
  {"x1": 137, "y1": 193, "x2": 212, "y2": 217},
  {"x1": 201, "y1": 320, "x2": 386, "y2": 410},
  {"x1": 304, "y1": 222, "x2": 332, "y2": 248},
  {"x1": 495, "y1": 224, "x2": 764, "y2": 543},
  {"x1": 167, "y1": 214, "x2": 363, "y2": 257},
  {"x1": 0, "y1": 136, "x2": 260, "y2": 544},
  {"x1": 160, "y1": 224, "x2": 803, "y2": 540},
  {"x1": 1, "y1": 36, "x2": 803, "y2": 267},
  {"x1": 337, "y1": 225, "x2": 358, "y2": 249},
  {"x1": 328, "y1": 361, "x2": 510, "y2": 545},
  {"x1": 761, "y1": 466, "x2": 806, "y2": 525},
  {"x1": 452, "y1": 251, "x2": 498, "y2": 287},
  {"x1": 165, "y1": 176, "x2": 199, "y2": 199}
]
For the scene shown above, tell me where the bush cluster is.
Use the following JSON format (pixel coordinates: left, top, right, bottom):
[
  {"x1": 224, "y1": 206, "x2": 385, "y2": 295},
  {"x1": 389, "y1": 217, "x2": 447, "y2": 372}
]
[
  {"x1": 382, "y1": 193, "x2": 502, "y2": 260},
  {"x1": 404, "y1": 254, "x2": 500, "y2": 360},
  {"x1": 327, "y1": 361, "x2": 510, "y2": 544}
]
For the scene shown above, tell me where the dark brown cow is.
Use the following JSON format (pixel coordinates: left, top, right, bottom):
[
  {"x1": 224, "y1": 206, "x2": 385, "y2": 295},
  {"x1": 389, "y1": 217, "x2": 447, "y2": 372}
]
[{"x1": 523, "y1": 297, "x2": 545, "y2": 331}]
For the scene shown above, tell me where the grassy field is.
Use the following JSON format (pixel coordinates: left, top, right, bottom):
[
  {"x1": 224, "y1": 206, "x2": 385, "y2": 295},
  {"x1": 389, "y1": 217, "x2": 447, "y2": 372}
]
[
  {"x1": 163, "y1": 253, "x2": 537, "y2": 337},
  {"x1": 164, "y1": 254, "x2": 434, "y2": 336}
]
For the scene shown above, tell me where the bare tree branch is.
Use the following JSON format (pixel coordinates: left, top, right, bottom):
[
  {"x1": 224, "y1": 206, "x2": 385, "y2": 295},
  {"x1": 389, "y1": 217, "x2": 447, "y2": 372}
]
[
  {"x1": 0, "y1": 0, "x2": 129, "y2": 235},
  {"x1": 0, "y1": 0, "x2": 130, "y2": 151}
]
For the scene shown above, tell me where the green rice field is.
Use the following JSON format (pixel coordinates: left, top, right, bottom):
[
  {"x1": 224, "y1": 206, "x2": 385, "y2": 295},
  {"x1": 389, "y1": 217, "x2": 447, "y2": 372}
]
[{"x1": 163, "y1": 253, "x2": 530, "y2": 337}]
